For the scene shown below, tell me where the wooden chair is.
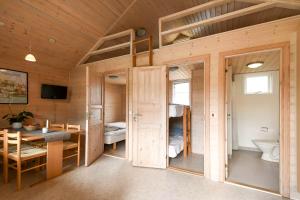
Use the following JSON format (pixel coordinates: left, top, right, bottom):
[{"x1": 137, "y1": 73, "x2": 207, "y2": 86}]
[
  {"x1": 3, "y1": 131, "x2": 47, "y2": 190},
  {"x1": 49, "y1": 123, "x2": 65, "y2": 130},
  {"x1": 0, "y1": 130, "x2": 6, "y2": 182},
  {"x1": 64, "y1": 124, "x2": 81, "y2": 167}
]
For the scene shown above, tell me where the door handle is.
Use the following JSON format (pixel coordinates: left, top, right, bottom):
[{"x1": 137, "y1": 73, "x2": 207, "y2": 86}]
[{"x1": 133, "y1": 113, "x2": 142, "y2": 121}]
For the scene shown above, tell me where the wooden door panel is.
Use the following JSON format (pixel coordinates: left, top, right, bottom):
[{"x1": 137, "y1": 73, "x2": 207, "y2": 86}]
[
  {"x1": 85, "y1": 66, "x2": 104, "y2": 166},
  {"x1": 132, "y1": 66, "x2": 167, "y2": 169},
  {"x1": 89, "y1": 70, "x2": 102, "y2": 105},
  {"x1": 137, "y1": 126, "x2": 163, "y2": 167}
]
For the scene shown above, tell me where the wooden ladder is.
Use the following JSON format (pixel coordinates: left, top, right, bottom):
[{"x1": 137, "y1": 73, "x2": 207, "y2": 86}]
[{"x1": 131, "y1": 36, "x2": 153, "y2": 67}]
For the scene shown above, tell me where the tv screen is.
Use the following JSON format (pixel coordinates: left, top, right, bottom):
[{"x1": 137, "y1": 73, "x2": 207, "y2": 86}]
[{"x1": 41, "y1": 84, "x2": 68, "y2": 99}]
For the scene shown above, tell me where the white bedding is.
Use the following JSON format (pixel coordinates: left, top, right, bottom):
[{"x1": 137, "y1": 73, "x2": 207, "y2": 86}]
[
  {"x1": 168, "y1": 135, "x2": 184, "y2": 158},
  {"x1": 105, "y1": 122, "x2": 126, "y2": 129},
  {"x1": 104, "y1": 129, "x2": 126, "y2": 144},
  {"x1": 169, "y1": 104, "x2": 184, "y2": 117}
]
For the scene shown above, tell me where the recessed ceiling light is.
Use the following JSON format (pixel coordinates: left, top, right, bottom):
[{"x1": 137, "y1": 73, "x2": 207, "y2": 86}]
[
  {"x1": 169, "y1": 66, "x2": 179, "y2": 71},
  {"x1": 48, "y1": 38, "x2": 56, "y2": 44},
  {"x1": 0, "y1": 21, "x2": 5, "y2": 26},
  {"x1": 247, "y1": 62, "x2": 264, "y2": 69},
  {"x1": 109, "y1": 75, "x2": 119, "y2": 79}
]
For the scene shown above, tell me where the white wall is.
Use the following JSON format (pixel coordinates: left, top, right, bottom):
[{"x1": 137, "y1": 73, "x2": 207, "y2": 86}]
[{"x1": 232, "y1": 71, "x2": 280, "y2": 150}]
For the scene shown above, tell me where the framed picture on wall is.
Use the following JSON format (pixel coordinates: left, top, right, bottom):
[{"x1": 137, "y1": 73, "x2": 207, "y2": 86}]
[{"x1": 0, "y1": 68, "x2": 28, "y2": 104}]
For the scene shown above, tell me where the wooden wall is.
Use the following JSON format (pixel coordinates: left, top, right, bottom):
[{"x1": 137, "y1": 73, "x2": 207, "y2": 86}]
[
  {"x1": 68, "y1": 66, "x2": 87, "y2": 129},
  {"x1": 104, "y1": 83, "x2": 126, "y2": 123},
  {"x1": 0, "y1": 60, "x2": 70, "y2": 128},
  {"x1": 191, "y1": 68, "x2": 204, "y2": 155},
  {"x1": 74, "y1": 16, "x2": 300, "y2": 198},
  {"x1": 296, "y1": 27, "x2": 300, "y2": 193}
]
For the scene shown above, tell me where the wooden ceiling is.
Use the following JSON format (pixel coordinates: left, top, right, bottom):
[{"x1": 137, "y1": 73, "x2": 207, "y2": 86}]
[
  {"x1": 228, "y1": 50, "x2": 280, "y2": 74},
  {"x1": 0, "y1": 0, "x2": 133, "y2": 71},
  {"x1": 0, "y1": 0, "x2": 299, "y2": 70},
  {"x1": 162, "y1": 1, "x2": 300, "y2": 45}
]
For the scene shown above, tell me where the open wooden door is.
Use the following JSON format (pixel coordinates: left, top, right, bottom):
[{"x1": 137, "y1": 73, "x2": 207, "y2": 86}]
[
  {"x1": 225, "y1": 62, "x2": 232, "y2": 179},
  {"x1": 132, "y1": 66, "x2": 167, "y2": 168},
  {"x1": 85, "y1": 66, "x2": 104, "y2": 166}
]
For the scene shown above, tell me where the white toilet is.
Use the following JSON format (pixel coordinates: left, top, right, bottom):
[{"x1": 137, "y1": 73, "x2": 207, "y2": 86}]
[{"x1": 252, "y1": 139, "x2": 279, "y2": 162}]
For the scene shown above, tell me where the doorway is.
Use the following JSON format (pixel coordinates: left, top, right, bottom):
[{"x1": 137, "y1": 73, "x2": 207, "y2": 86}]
[
  {"x1": 103, "y1": 70, "x2": 128, "y2": 159},
  {"x1": 224, "y1": 50, "x2": 281, "y2": 192},
  {"x1": 167, "y1": 60, "x2": 208, "y2": 175},
  {"x1": 220, "y1": 43, "x2": 291, "y2": 198}
]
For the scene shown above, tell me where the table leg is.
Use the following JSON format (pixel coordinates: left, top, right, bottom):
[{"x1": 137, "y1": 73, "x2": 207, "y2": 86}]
[{"x1": 47, "y1": 141, "x2": 63, "y2": 179}]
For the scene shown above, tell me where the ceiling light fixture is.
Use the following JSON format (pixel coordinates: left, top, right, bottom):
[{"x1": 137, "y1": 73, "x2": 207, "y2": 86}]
[
  {"x1": 169, "y1": 66, "x2": 179, "y2": 71},
  {"x1": 0, "y1": 21, "x2": 5, "y2": 26},
  {"x1": 48, "y1": 38, "x2": 56, "y2": 44},
  {"x1": 25, "y1": 28, "x2": 37, "y2": 62},
  {"x1": 247, "y1": 61, "x2": 263, "y2": 69},
  {"x1": 109, "y1": 75, "x2": 119, "y2": 79},
  {"x1": 135, "y1": 27, "x2": 146, "y2": 37}
]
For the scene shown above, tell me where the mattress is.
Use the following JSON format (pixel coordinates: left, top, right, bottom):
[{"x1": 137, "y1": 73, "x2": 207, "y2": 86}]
[
  {"x1": 169, "y1": 104, "x2": 184, "y2": 117},
  {"x1": 105, "y1": 122, "x2": 126, "y2": 129},
  {"x1": 168, "y1": 135, "x2": 184, "y2": 158},
  {"x1": 104, "y1": 129, "x2": 126, "y2": 144}
]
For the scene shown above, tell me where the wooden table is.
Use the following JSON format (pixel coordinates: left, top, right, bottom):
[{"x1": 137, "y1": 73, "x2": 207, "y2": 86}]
[{"x1": 21, "y1": 129, "x2": 82, "y2": 179}]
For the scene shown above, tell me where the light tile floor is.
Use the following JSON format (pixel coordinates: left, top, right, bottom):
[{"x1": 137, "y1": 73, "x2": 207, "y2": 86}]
[
  {"x1": 0, "y1": 155, "x2": 283, "y2": 200},
  {"x1": 169, "y1": 152, "x2": 204, "y2": 173},
  {"x1": 227, "y1": 150, "x2": 279, "y2": 192}
]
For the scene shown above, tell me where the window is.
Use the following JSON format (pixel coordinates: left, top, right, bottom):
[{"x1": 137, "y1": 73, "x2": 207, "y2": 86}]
[
  {"x1": 244, "y1": 75, "x2": 272, "y2": 94},
  {"x1": 172, "y1": 82, "x2": 190, "y2": 105}
]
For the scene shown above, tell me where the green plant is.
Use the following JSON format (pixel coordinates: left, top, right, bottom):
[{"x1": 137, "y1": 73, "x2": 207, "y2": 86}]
[{"x1": 2, "y1": 111, "x2": 34, "y2": 125}]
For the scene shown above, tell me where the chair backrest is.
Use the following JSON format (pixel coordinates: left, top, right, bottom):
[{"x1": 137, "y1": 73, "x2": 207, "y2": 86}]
[
  {"x1": 0, "y1": 129, "x2": 6, "y2": 142},
  {"x1": 66, "y1": 124, "x2": 80, "y2": 131},
  {"x1": 4, "y1": 131, "x2": 21, "y2": 158},
  {"x1": 0, "y1": 130, "x2": 7, "y2": 149},
  {"x1": 50, "y1": 123, "x2": 65, "y2": 130}
]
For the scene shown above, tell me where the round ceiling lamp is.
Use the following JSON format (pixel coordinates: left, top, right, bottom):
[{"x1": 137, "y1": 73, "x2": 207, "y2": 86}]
[
  {"x1": 109, "y1": 75, "x2": 119, "y2": 79},
  {"x1": 135, "y1": 27, "x2": 147, "y2": 37},
  {"x1": 25, "y1": 27, "x2": 37, "y2": 62},
  {"x1": 169, "y1": 66, "x2": 179, "y2": 71},
  {"x1": 25, "y1": 53, "x2": 36, "y2": 62},
  {"x1": 247, "y1": 61, "x2": 263, "y2": 69}
]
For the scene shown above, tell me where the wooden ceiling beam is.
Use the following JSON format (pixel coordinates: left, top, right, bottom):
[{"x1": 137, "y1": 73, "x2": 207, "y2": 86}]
[
  {"x1": 161, "y1": 2, "x2": 277, "y2": 37},
  {"x1": 160, "y1": 0, "x2": 234, "y2": 23},
  {"x1": 88, "y1": 42, "x2": 131, "y2": 56}
]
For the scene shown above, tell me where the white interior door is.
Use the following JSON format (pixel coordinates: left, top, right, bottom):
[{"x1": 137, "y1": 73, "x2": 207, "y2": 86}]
[
  {"x1": 85, "y1": 66, "x2": 104, "y2": 166},
  {"x1": 132, "y1": 66, "x2": 167, "y2": 168}
]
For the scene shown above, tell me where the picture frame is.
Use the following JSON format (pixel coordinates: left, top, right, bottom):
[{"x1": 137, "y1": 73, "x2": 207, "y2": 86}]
[{"x1": 0, "y1": 68, "x2": 28, "y2": 104}]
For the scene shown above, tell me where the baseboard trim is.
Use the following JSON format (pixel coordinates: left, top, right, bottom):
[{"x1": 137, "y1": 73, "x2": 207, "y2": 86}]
[{"x1": 237, "y1": 146, "x2": 261, "y2": 152}]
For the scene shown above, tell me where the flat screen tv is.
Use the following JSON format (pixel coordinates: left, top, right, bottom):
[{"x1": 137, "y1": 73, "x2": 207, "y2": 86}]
[{"x1": 41, "y1": 84, "x2": 68, "y2": 99}]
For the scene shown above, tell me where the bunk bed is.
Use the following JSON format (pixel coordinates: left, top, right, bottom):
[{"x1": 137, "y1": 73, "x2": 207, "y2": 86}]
[
  {"x1": 104, "y1": 122, "x2": 126, "y2": 150},
  {"x1": 168, "y1": 104, "x2": 191, "y2": 159}
]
